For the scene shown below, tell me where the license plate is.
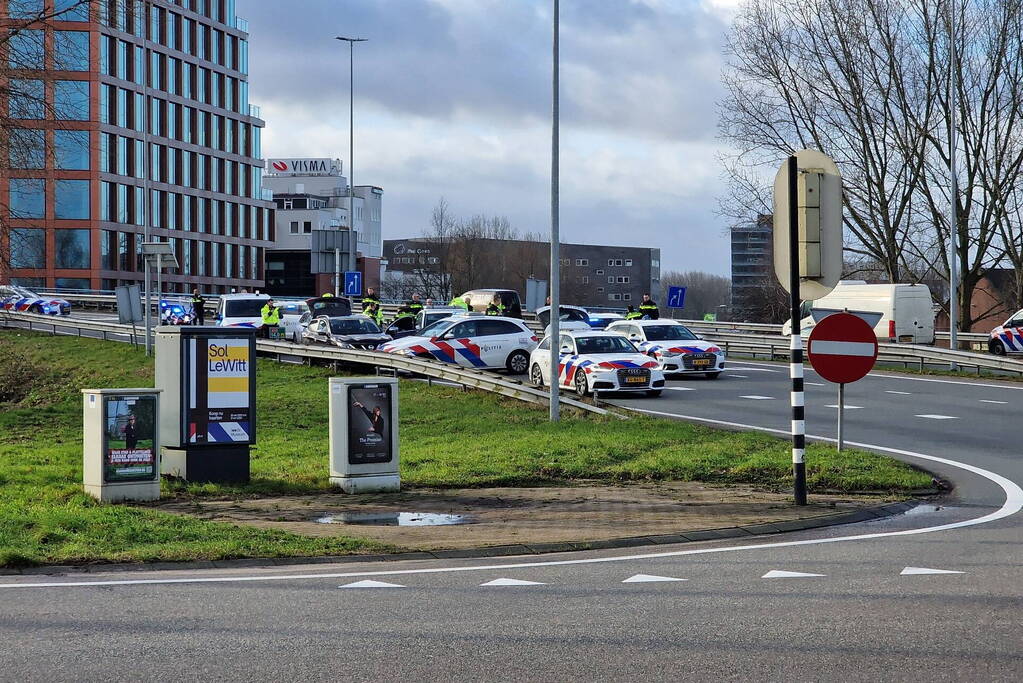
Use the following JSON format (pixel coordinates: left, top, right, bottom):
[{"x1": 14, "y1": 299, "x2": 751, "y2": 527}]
[
  {"x1": 693, "y1": 359, "x2": 711, "y2": 367},
  {"x1": 624, "y1": 376, "x2": 646, "y2": 384},
  {"x1": 898, "y1": 335, "x2": 913, "y2": 343}
]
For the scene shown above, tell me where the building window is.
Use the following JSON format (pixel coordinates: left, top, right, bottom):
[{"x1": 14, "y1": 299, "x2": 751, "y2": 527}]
[
  {"x1": 614, "y1": 259, "x2": 624, "y2": 266},
  {"x1": 303, "y1": 221, "x2": 312, "y2": 233},
  {"x1": 623, "y1": 293, "x2": 631, "y2": 301},
  {"x1": 596, "y1": 287, "x2": 604, "y2": 293},
  {"x1": 8, "y1": 178, "x2": 44, "y2": 218},
  {"x1": 609, "y1": 293, "x2": 622, "y2": 301},
  {"x1": 54, "y1": 0, "x2": 90, "y2": 21},
  {"x1": 9, "y1": 79, "x2": 44, "y2": 119},
  {"x1": 607, "y1": 259, "x2": 614, "y2": 267},
  {"x1": 55, "y1": 277, "x2": 90, "y2": 290},
  {"x1": 54, "y1": 31, "x2": 90, "y2": 71},
  {"x1": 617, "y1": 276, "x2": 630, "y2": 284},
  {"x1": 55, "y1": 229, "x2": 91, "y2": 268},
  {"x1": 7, "y1": 128, "x2": 45, "y2": 168},
  {"x1": 55, "y1": 179, "x2": 90, "y2": 219},
  {"x1": 7, "y1": 29, "x2": 45, "y2": 69},
  {"x1": 54, "y1": 80, "x2": 90, "y2": 120},
  {"x1": 624, "y1": 259, "x2": 633, "y2": 267},
  {"x1": 54, "y1": 130, "x2": 90, "y2": 169},
  {"x1": 607, "y1": 276, "x2": 614, "y2": 284},
  {"x1": 10, "y1": 227, "x2": 45, "y2": 268},
  {"x1": 595, "y1": 269, "x2": 604, "y2": 275},
  {"x1": 575, "y1": 258, "x2": 588, "y2": 266}
]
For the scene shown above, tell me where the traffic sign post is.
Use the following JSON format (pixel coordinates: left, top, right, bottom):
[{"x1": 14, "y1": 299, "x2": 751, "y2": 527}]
[
  {"x1": 667, "y1": 286, "x2": 686, "y2": 310},
  {"x1": 807, "y1": 312, "x2": 879, "y2": 451},
  {"x1": 773, "y1": 149, "x2": 843, "y2": 505},
  {"x1": 344, "y1": 271, "x2": 363, "y2": 297}
]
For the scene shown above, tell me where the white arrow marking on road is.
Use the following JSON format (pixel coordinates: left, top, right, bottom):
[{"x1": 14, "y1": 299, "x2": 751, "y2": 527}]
[
  {"x1": 979, "y1": 399, "x2": 1007, "y2": 404},
  {"x1": 481, "y1": 578, "x2": 546, "y2": 586},
  {"x1": 339, "y1": 580, "x2": 404, "y2": 588},
  {"x1": 808, "y1": 340, "x2": 877, "y2": 356},
  {"x1": 622, "y1": 574, "x2": 688, "y2": 583},
  {"x1": 762, "y1": 570, "x2": 826, "y2": 579},
  {"x1": 886, "y1": 391, "x2": 912, "y2": 395},
  {"x1": 900, "y1": 567, "x2": 964, "y2": 576},
  {"x1": 825, "y1": 404, "x2": 863, "y2": 409},
  {"x1": 740, "y1": 395, "x2": 774, "y2": 400},
  {"x1": 915, "y1": 414, "x2": 958, "y2": 420}
]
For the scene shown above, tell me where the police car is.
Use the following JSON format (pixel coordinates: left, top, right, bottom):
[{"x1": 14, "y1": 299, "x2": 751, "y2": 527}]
[
  {"x1": 528, "y1": 330, "x2": 665, "y2": 397},
  {"x1": 606, "y1": 319, "x2": 725, "y2": 379},
  {"x1": 535, "y1": 305, "x2": 592, "y2": 335},
  {"x1": 378, "y1": 314, "x2": 538, "y2": 373},
  {"x1": 0, "y1": 285, "x2": 71, "y2": 316},
  {"x1": 988, "y1": 309, "x2": 1023, "y2": 355}
]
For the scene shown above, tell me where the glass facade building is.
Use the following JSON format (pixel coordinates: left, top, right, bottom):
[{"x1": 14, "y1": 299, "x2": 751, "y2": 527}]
[{"x1": 2, "y1": 0, "x2": 274, "y2": 292}]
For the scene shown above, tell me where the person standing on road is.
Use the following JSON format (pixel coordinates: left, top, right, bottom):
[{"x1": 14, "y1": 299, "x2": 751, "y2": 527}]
[
  {"x1": 191, "y1": 289, "x2": 206, "y2": 325},
  {"x1": 362, "y1": 287, "x2": 380, "y2": 313},
  {"x1": 260, "y1": 299, "x2": 281, "y2": 338},
  {"x1": 639, "y1": 294, "x2": 659, "y2": 320},
  {"x1": 366, "y1": 302, "x2": 386, "y2": 328},
  {"x1": 407, "y1": 294, "x2": 425, "y2": 317}
]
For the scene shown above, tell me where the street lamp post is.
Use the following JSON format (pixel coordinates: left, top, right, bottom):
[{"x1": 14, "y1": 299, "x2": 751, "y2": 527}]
[
  {"x1": 549, "y1": 0, "x2": 560, "y2": 422},
  {"x1": 947, "y1": 0, "x2": 959, "y2": 366},
  {"x1": 335, "y1": 36, "x2": 367, "y2": 284}
]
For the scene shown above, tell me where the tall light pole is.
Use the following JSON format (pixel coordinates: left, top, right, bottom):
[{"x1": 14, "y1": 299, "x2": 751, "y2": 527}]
[
  {"x1": 549, "y1": 0, "x2": 560, "y2": 422},
  {"x1": 947, "y1": 0, "x2": 959, "y2": 364},
  {"x1": 335, "y1": 36, "x2": 367, "y2": 285}
]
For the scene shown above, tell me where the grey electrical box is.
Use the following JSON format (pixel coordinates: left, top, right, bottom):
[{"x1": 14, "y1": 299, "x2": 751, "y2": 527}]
[
  {"x1": 329, "y1": 377, "x2": 400, "y2": 493},
  {"x1": 82, "y1": 388, "x2": 162, "y2": 502}
]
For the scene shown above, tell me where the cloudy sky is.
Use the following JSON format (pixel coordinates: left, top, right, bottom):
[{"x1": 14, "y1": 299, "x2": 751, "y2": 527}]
[{"x1": 241, "y1": 0, "x2": 744, "y2": 275}]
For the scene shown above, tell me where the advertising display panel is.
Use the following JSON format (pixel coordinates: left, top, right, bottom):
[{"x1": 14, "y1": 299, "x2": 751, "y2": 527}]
[
  {"x1": 329, "y1": 377, "x2": 400, "y2": 492},
  {"x1": 103, "y1": 394, "x2": 157, "y2": 482},
  {"x1": 347, "y1": 384, "x2": 393, "y2": 465},
  {"x1": 186, "y1": 336, "x2": 254, "y2": 444}
]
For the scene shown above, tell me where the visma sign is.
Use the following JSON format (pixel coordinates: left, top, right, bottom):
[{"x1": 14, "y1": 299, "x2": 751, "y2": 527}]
[{"x1": 266, "y1": 158, "x2": 341, "y2": 176}]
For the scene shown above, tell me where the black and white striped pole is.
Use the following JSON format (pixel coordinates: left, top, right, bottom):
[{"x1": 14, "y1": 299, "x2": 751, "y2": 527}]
[{"x1": 787, "y1": 155, "x2": 807, "y2": 505}]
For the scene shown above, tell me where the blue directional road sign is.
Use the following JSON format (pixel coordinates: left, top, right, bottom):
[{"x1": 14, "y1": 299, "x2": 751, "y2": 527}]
[
  {"x1": 344, "y1": 271, "x2": 363, "y2": 297},
  {"x1": 667, "y1": 286, "x2": 686, "y2": 309}
]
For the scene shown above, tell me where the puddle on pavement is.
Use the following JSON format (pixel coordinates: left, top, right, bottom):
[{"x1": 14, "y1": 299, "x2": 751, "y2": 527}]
[
  {"x1": 903, "y1": 504, "x2": 960, "y2": 516},
  {"x1": 315, "y1": 512, "x2": 474, "y2": 526}
]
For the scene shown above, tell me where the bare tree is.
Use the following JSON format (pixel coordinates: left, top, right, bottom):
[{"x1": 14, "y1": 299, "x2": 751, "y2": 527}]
[
  {"x1": 719, "y1": 0, "x2": 1023, "y2": 332},
  {"x1": 659, "y1": 270, "x2": 731, "y2": 320}
]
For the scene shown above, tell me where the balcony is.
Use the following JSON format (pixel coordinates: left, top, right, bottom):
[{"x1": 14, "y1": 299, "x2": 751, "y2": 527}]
[
  {"x1": 235, "y1": 17, "x2": 249, "y2": 32},
  {"x1": 248, "y1": 104, "x2": 262, "y2": 118}
]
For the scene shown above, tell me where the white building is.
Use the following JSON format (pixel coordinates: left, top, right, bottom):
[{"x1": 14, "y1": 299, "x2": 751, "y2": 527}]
[{"x1": 262, "y1": 157, "x2": 383, "y2": 295}]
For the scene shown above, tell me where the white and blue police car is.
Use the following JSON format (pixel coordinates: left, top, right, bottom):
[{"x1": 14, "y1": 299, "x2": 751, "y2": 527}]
[
  {"x1": 0, "y1": 285, "x2": 71, "y2": 316},
  {"x1": 528, "y1": 330, "x2": 665, "y2": 397},
  {"x1": 606, "y1": 319, "x2": 725, "y2": 379}
]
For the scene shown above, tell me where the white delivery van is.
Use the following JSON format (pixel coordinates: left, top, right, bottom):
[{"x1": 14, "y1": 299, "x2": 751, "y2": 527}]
[
  {"x1": 214, "y1": 293, "x2": 270, "y2": 329},
  {"x1": 783, "y1": 282, "x2": 935, "y2": 344}
]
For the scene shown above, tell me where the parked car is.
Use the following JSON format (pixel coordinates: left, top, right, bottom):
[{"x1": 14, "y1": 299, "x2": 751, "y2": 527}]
[
  {"x1": 528, "y1": 330, "x2": 664, "y2": 397},
  {"x1": 159, "y1": 299, "x2": 194, "y2": 325},
  {"x1": 384, "y1": 306, "x2": 463, "y2": 340},
  {"x1": 535, "y1": 305, "x2": 592, "y2": 335},
  {"x1": 214, "y1": 293, "x2": 270, "y2": 328},
  {"x1": 585, "y1": 311, "x2": 624, "y2": 329},
  {"x1": 0, "y1": 285, "x2": 71, "y2": 316},
  {"x1": 379, "y1": 315, "x2": 537, "y2": 373},
  {"x1": 300, "y1": 315, "x2": 391, "y2": 350},
  {"x1": 456, "y1": 289, "x2": 523, "y2": 318},
  {"x1": 293, "y1": 296, "x2": 353, "y2": 342},
  {"x1": 607, "y1": 319, "x2": 725, "y2": 378}
]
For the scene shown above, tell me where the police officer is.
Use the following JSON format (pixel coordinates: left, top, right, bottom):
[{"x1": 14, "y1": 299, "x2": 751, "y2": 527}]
[
  {"x1": 366, "y1": 302, "x2": 386, "y2": 328},
  {"x1": 449, "y1": 294, "x2": 469, "y2": 310},
  {"x1": 322, "y1": 292, "x2": 334, "y2": 298},
  {"x1": 260, "y1": 299, "x2": 281, "y2": 338},
  {"x1": 362, "y1": 287, "x2": 380, "y2": 313},
  {"x1": 624, "y1": 305, "x2": 642, "y2": 320},
  {"x1": 392, "y1": 305, "x2": 417, "y2": 332},
  {"x1": 485, "y1": 295, "x2": 505, "y2": 316},
  {"x1": 407, "y1": 294, "x2": 425, "y2": 316},
  {"x1": 191, "y1": 288, "x2": 206, "y2": 325},
  {"x1": 639, "y1": 293, "x2": 659, "y2": 320}
]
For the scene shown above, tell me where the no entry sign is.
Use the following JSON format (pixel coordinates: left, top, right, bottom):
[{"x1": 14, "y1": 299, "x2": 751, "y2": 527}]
[{"x1": 807, "y1": 312, "x2": 878, "y2": 384}]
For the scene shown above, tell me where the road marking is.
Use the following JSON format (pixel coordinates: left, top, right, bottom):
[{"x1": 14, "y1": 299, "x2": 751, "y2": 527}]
[
  {"x1": 805, "y1": 382, "x2": 826, "y2": 386},
  {"x1": 339, "y1": 580, "x2": 404, "y2": 588},
  {"x1": 481, "y1": 578, "x2": 546, "y2": 586},
  {"x1": 825, "y1": 404, "x2": 863, "y2": 409},
  {"x1": 740, "y1": 395, "x2": 774, "y2": 400},
  {"x1": 900, "y1": 566, "x2": 964, "y2": 576},
  {"x1": 762, "y1": 570, "x2": 825, "y2": 579},
  {"x1": 664, "y1": 387, "x2": 695, "y2": 392},
  {"x1": 915, "y1": 414, "x2": 958, "y2": 420},
  {"x1": 979, "y1": 399, "x2": 1007, "y2": 404},
  {"x1": 886, "y1": 391, "x2": 912, "y2": 395},
  {"x1": 622, "y1": 574, "x2": 687, "y2": 583},
  {"x1": 3, "y1": 412, "x2": 1020, "y2": 590},
  {"x1": 732, "y1": 359, "x2": 1023, "y2": 390},
  {"x1": 729, "y1": 374, "x2": 749, "y2": 378},
  {"x1": 728, "y1": 367, "x2": 780, "y2": 373}
]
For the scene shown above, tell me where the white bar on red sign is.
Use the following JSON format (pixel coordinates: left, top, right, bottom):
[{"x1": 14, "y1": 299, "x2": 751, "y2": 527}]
[{"x1": 809, "y1": 341, "x2": 876, "y2": 356}]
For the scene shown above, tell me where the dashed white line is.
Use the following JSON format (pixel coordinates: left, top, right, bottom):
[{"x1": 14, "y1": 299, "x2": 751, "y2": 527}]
[
  {"x1": 979, "y1": 399, "x2": 1007, "y2": 405},
  {"x1": 664, "y1": 387, "x2": 695, "y2": 392},
  {"x1": 915, "y1": 414, "x2": 958, "y2": 420},
  {"x1": 740, "y1": 395, "x2": 774, "y2": 400},
  {"x1": 886, "y1": 391, "x2": 912, "y2": 395},
  {"x1": 805, "y1": 382, "x2": 826, "y2": 386},
  {"x1": 825, "y1": 404, "x2": 863, "y2": 409},
  {"x1": 729, "y1": 375, "x2": 749, "y2": 378}
]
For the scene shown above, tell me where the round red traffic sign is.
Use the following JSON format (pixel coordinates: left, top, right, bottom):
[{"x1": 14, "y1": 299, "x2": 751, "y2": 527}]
[{"x1": 806, "y1": 312, "x2": 878, "y2": 384}]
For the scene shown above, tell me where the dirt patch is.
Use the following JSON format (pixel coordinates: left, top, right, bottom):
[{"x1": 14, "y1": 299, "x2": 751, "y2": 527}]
[{"x1": 153, "y1": 482, "x2": 898, "y2": 550}]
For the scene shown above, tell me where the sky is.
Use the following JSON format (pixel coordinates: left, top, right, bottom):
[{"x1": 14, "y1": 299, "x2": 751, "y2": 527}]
[{"x1": 241, "y1": 0, "x2": 745, "y2": 275}]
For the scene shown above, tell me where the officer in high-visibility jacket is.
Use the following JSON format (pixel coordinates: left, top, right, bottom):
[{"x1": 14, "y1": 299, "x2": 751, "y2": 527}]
[
  {"x1": 366, "y1": 302, "x2": 386, "y2": 328},
  {"x1": 407, "y1": 294, "x2": 425, "y2": 316},
  {"x1": 260, "y1": 299, "x2": 281, "y2": 338},
  {"x1": 485, "y1": 295, "x2": 506, "y2": 316},
  {"x1": 361, "y1": 287, "x2": 380, "y2": 312},
  {"x1": 624, "y1": 305, "x2": 642, "y2": 320},
  {"x1": 638, "y1": 294, "x2": 659, "y2": 320},
  {"x1": 190, "y1": 288, "x2": 206, "y2": 325},
  {"x1": 449, "y1": 294, "x2": 469, "y2": 310},
  {"x1": 392, "y1": 305, "x2": 417, "y2": 332}
]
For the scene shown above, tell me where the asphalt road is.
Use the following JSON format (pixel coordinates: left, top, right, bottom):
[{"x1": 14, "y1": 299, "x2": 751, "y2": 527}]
[{"x1": 0, "y1": 333, "x2": 1021, "y2": 680}]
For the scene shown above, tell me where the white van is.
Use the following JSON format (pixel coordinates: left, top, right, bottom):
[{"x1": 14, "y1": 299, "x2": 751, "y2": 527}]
[
  {"x1": 783, "y1": 282, "x2": 935, "y2": 344},
  {"x1": 214, "y1": 293, "x2": 270, "y2": 329}
]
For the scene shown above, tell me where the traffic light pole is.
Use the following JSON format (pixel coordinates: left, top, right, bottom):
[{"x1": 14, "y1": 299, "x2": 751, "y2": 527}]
[{"x1": 788, "y1": 155, "x2": 808, "y2": 505}]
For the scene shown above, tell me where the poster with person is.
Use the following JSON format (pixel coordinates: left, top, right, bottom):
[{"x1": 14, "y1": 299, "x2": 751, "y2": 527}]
[
  {"x1": 347, "y1": 385, "x2": 392, "y2": 465},
  {"x1": 104, "y1": 395, "x2": 157, "y2": 482}
]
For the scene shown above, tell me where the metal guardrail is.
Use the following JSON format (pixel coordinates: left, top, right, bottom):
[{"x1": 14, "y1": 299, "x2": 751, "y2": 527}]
[{"x1": 0, "y1": 310, "x2": 614, "y2": 417}]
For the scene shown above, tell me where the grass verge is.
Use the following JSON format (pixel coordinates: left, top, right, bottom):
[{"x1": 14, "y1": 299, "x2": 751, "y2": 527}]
[{"x1": 0, "y1": 329, "x2": 933, "y2": 567}]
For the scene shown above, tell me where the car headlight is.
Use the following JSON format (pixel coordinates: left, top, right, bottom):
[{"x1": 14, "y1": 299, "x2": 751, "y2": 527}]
[
  {"x1": 660, "y1": 350, "x2": 680, "y2": 358},
  {"x1": 335, "y1": 341, "x2": 355, "y2": 349}
]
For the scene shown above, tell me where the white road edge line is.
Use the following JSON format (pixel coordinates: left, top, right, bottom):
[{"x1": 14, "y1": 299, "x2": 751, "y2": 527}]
[
  {"x1": 2, "y1": 410, "x2": 1019, "y2": 590},
  {"x1": 731, "y1": 359, "x2": 1023, "y2": 391}
]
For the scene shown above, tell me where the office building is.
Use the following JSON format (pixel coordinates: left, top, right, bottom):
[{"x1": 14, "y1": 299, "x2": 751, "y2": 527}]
[
  {"x1": 262, "y1": 157, "x2": 382, "y2": 296},
  {"x1": 730, "y1": 214, "x2": 773, "y2": 319},
  {"x1": 1, "y1": 0, "x2": 274, "y2": 293}
]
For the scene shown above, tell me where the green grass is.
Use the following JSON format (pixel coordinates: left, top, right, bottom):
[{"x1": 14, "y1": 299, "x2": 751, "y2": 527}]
[{"x1": 0, "y1": 329, "x2": 933, "y2": 567}]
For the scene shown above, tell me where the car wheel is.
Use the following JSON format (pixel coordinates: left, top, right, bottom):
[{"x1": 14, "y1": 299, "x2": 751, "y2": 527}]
[
  {"x1": 301, "y1": 335, "x2": 311, "y2": 346},
  {"x1": 529, "y1": 363, "x2": 544, "y2": 387},
  {"x1": 646, "y1": 389, "x2": 662, "y2": 397},
  {"x1": 506, "y1": 350, "x2": 530, "y2": 374},
  {"x1": 574, "y1": 370, "x2": 589, "y2": 397},
  {"x1": 704, "y1": 372, "x2": 722, "y2": 380},
  {"x1": 989, "y1": 339, "x2": 1007, "y2": 356}
]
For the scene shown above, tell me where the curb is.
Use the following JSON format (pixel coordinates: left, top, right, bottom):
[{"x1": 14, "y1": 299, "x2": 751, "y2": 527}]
[{"x1": 0, "y1": 500, "x2": 920, "y2": 577}]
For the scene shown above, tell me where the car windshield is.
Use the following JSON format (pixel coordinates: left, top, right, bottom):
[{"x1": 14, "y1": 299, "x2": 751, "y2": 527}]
[
  {"x1": 575, "y1": 336, "x2": 638, "y2": 354},
  {"x1": 423, "y1": 311, "x2": 458, "y2": 327},
  {"x1": 224, "y1": 299, "x2": 267, "y2": 317},
  {"x1": 417, "y1": 318, "x2": 459, "y2": 336},
  {"x1": 309, "y1": 300, "x2": 351, "y2": 317},
  {"x1": 538, "y1": 307, "x2": 589, "y2": 326},
  {"x1": 643, "y1": 325, "x2": 698, "y2": 341},
  {"x1": 330, "y1": 319, "x2": 381, "y2": 335}
]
